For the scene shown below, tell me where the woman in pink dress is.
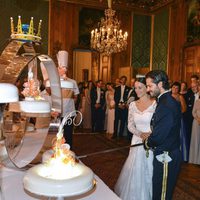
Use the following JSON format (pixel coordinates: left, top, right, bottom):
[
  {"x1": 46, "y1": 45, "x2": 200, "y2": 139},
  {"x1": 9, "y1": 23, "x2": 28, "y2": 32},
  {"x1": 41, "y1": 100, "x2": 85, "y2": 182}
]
[
  {"x1": 189, "y1": 84, "x2": 200, "y2": 164},
  {"x1": 82, "y1": 81, "x2": 94, "y2": 130},
  {"x1": 105, "y1": 83, "x2": 115, "y2": 137}
]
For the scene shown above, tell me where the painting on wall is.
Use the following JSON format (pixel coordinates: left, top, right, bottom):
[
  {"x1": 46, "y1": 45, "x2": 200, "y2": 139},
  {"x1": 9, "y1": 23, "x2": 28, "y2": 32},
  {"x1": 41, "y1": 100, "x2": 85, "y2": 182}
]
[
  {"x1": 91, "y1": 51, "x2": 100, "y2": 82},
  {"x1": 187, "y1": 0, "x2": 200, "y2": 42},
  {"x1": 79, "y1": 8, "x2": 104, "y2": 48},
  {"x1": 82, "y1": 69, "x2": 89, "y2": 82}
]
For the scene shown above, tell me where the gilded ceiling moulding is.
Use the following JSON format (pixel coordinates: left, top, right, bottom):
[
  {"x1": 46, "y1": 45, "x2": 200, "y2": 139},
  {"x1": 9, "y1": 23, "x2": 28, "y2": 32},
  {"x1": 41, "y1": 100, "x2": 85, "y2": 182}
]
[{"x1": 58, "y1": 0, "x2": 174, "y2": 12}]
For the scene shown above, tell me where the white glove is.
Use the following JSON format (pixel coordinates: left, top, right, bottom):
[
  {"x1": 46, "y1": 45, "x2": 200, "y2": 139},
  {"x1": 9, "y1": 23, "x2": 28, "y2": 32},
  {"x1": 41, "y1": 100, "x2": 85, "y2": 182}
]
[{"x1": 156, "y1": 152, "x2": 172, "y2": 163}]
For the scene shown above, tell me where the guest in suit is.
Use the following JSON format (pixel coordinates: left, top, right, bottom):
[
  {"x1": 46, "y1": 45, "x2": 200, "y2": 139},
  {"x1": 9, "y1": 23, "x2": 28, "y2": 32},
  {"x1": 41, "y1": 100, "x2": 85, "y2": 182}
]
[
  {"x1": 126, "y1": 77, "x2": 138, "y2": 141},
  {"x1": 115, "y1": 78, "x2": 121, "y2": 88},
  {"x1": 90, "y1": 80, "x2": 105, "y2": 132},
  {"x1": 183, "y1": 75, "x2": 199, "y2": 155},
  {"x1": 144, "y1": 70, "x2": 182, "y2": 200},
  {"x1": 113, "y1": 76, "x2": 131, "y2": 138},
  {"x1": 189, "y1": 84, "x2": 200, "y2": 164},
  {"x1": 127, "y1": 77, "x2": 138, "y2": 105}
]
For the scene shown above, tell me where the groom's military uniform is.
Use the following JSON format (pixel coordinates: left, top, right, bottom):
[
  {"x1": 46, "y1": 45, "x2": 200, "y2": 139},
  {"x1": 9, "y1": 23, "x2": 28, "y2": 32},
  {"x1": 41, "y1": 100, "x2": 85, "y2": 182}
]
[{"x1": 145, "y1": 91, "x2": 182, "y2": 200}]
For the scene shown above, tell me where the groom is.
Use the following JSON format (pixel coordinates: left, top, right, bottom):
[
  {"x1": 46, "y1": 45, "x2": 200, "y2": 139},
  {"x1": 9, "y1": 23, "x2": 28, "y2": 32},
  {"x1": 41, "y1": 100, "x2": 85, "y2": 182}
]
[{"x1": 144, "y1": 70, "x2": 182, "y2": 200}]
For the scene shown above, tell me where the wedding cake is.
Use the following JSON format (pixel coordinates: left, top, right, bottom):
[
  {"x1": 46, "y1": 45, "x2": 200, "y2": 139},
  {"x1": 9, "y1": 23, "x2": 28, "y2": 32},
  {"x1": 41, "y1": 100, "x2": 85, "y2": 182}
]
[
  {"x1": 23, "y1": 142, "x2": 95, "y2": 197},
  {"x1": 23, "y1": 161, "x2": 94, "y2": 197},
  {"x1": 20, "y1": 100, "x2": 50, "y2": 114},
  {"x1": 0, "y1": 83, "x2": 19, "y2": 103}
]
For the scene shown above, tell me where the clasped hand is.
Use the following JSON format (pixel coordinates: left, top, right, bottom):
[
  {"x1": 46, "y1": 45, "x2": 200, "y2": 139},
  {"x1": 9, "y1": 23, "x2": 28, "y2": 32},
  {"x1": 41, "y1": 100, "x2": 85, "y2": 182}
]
[{"x1": 140, "y1": 132, "x2": 151, "y2": 142}]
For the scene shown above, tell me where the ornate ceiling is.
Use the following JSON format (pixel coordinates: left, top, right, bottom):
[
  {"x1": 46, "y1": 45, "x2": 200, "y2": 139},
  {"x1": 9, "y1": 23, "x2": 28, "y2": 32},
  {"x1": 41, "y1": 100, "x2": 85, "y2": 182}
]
[
  {"x1": 61, "y1": 0, "x2": 174, "y2": 12},
  {"x1": 112, "y1": 0, "x2": 174, "y2": 11}
]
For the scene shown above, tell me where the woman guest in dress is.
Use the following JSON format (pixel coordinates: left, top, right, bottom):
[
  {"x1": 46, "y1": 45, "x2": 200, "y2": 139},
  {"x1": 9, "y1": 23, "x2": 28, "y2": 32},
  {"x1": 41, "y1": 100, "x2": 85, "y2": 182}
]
[
  {"x1": 82, "y1": 81, "x2": 94, "y2": 131},
  {"x1": 180, "y1": 81, "x2": 188, "y2": 99},
  {"x1": 75, "y1": 81, "x2": 84, "y2": 111},
  {"x1": 105, "y1": 83, "x2": 115, "y2": 138},
  {"x1": 171, "y1": 81, "x2": 188, "y2": 161},
  {"x1": 189, "y1": 84, "x2": 200, "y2": 165},
  {"x1": 115, "y1": 76, "x2": 156, "y2": 200}
]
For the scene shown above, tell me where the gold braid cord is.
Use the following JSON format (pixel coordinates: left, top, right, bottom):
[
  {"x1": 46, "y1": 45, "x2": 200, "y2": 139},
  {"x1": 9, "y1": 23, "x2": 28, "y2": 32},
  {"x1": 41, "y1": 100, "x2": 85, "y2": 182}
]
[{"x1": 161, "y1": 152, "x2": 169, "y2": 200}]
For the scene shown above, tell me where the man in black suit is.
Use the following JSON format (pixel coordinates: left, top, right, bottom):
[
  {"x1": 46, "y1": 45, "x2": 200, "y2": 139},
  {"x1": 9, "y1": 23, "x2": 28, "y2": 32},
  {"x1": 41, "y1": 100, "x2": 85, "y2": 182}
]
[
  {"x1": 127, "y1": 77, "x2": 138, "y2": 105},
  {"x1": 90, "y1": 80, "x2": 105, "y2": 132},
  {"x1": 126, "y1": 77, "x2": 138, "y2": 141},
  {"x1": 144, "y1": 70, "x2": 182, "y2": 200},
  {"x1": 183, "y1": 75, "x2": 199, "y2": 154},
  {"x1": 113, "y1": 76, "x2": 131, "y2": 138}
]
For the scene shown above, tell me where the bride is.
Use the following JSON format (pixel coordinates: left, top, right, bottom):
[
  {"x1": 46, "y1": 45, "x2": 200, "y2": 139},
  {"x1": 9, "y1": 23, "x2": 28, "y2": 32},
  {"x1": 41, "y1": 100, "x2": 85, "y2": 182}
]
[{"x1": 115, "y1": 76, "x2": 156, "y2": 200}]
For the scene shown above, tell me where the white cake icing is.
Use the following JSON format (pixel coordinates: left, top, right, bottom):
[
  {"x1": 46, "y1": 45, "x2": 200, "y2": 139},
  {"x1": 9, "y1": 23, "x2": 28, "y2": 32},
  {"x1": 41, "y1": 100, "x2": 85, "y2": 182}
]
[
  {"x1": 20, "y1": 100, "x2": 51, "y2": 113},
  {"x1": 0, "y1": 83, "x2": 19, "y2": 103},
  {"x1": 23, "y1": 162, "x2": 94, "y2": 197},
  {"x1": 60, "y1": 79, "x2": 73, "y2": 89}
]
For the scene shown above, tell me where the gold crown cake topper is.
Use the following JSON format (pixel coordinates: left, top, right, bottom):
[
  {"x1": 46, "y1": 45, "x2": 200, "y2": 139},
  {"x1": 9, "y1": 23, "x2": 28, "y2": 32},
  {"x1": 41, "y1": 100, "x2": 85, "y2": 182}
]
[{"x1": 10, "y1": 16, "x2": 42, "y2": 43}]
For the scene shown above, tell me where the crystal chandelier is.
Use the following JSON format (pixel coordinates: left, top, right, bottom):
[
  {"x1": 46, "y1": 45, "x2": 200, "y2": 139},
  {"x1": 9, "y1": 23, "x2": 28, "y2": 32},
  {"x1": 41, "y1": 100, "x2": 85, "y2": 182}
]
[{"x1": 90, "y1": 0, "x2": 128, "y2": 55}]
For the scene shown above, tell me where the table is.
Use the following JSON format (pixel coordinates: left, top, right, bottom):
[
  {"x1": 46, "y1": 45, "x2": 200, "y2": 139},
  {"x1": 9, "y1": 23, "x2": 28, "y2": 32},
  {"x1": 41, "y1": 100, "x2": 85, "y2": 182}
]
[{"x1": 0, "y1": 166, "x2": 121, "y2": 200}]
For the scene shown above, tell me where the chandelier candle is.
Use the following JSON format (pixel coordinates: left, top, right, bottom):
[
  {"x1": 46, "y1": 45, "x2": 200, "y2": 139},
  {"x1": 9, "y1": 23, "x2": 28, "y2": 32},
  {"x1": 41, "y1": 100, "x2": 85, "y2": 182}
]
[{"x1": 90, "y1": 0, "x2": 128, "y2": 55}]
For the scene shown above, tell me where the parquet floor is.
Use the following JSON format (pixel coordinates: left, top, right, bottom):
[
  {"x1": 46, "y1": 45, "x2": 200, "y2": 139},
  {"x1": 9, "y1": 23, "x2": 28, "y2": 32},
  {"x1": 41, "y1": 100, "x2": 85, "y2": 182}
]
[{"x1": 74, "y1": 133, "x2": 200, "y2": 200}]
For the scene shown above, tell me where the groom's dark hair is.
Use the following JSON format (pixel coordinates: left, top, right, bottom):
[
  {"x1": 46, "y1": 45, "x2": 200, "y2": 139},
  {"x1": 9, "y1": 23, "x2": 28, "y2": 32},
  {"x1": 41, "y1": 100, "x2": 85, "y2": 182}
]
[{"x1": 146, "y1": 70, "x2": 170, "y2": 90}]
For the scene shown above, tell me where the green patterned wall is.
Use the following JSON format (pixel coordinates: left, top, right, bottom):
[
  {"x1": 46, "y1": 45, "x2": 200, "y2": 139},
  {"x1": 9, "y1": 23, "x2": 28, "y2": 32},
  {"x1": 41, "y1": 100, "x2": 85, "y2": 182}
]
[
  {"x1": 0, "y1": 0, "x2": 49, "y2": 53},
  {"x1": 132, "y1": 14, "x2": 151, "y2": 68},
  {"x1": 152, "y1": 9, "x2": 169, "y2": 71}
]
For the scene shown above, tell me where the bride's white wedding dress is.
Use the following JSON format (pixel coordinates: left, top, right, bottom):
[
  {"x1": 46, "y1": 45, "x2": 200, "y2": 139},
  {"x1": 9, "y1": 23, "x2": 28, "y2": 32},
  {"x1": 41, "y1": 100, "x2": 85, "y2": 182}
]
[{"x1": 115, "y1": 101, "x2": 156, "y2": 200}]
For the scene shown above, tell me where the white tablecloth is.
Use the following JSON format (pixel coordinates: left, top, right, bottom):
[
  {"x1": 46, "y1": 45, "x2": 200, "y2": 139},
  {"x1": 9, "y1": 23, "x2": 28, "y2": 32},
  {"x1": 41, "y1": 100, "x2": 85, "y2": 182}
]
[{"x1": 0, "y1": 166, "x2": 121, "y2": 200}]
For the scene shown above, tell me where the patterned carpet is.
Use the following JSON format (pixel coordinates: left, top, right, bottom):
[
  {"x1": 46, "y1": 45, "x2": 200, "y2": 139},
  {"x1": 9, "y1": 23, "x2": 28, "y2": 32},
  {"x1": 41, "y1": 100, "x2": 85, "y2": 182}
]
[{"x1": 39, "y1": 132, "x2": 200, "y2": 200}]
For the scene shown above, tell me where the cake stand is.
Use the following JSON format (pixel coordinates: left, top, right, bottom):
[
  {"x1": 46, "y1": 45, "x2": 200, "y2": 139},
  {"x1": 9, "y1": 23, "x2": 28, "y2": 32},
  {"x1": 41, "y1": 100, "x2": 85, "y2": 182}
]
[
  {"x1": 0, "y1": 34, "x2": 94, "y2": 199},
  {"x1": 0, "y1": 83, "x2": 19, "y2": 200}
]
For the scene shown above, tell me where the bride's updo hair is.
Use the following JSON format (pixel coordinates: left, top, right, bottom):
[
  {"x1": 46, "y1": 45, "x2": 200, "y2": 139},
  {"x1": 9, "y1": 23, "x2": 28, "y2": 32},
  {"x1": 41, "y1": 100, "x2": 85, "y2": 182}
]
[{"x1": 136, "y1": 74, "x2": 146, "y2": 86}]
